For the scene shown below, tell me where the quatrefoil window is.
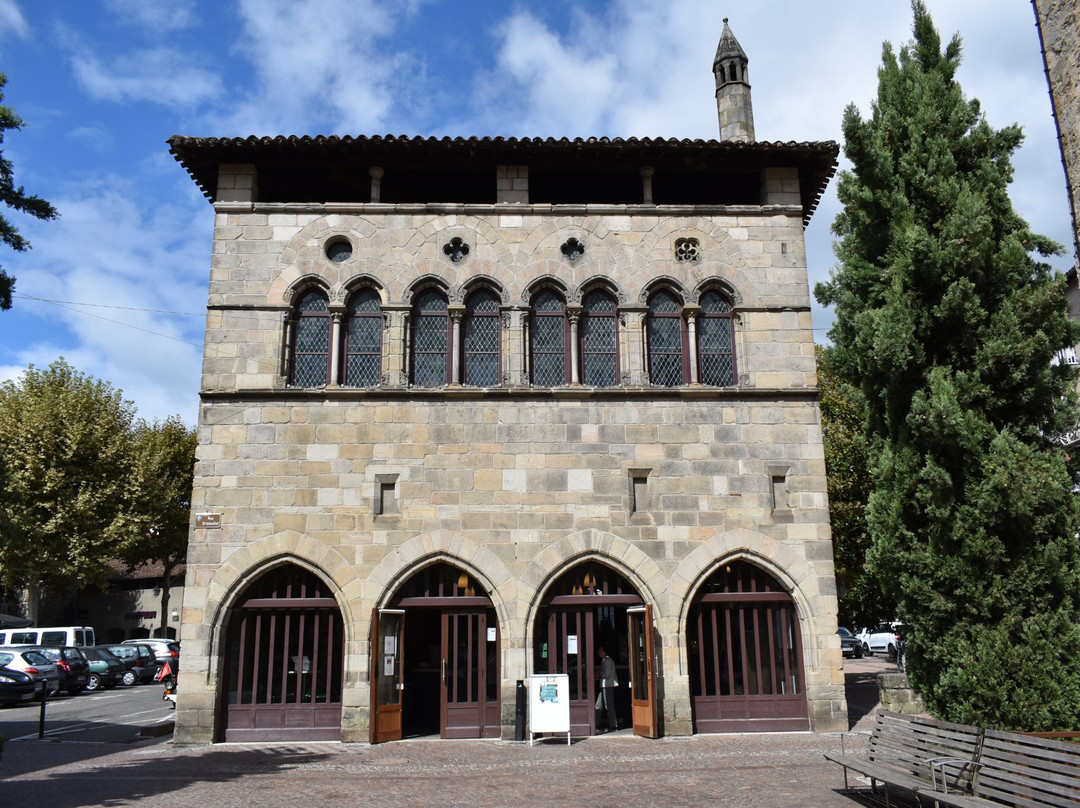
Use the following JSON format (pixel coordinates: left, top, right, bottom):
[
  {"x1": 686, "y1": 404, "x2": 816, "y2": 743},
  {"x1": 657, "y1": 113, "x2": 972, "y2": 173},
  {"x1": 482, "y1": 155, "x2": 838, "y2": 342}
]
[
  {"x1": 561, "y1": 238, "x2": 585, "y2": 261},
  {"x1": 675, "y1": 238, "x2": 701, "y2": 263},
  {"x1": 443, "y1": 237, "x2": 470, "y2": 263}
]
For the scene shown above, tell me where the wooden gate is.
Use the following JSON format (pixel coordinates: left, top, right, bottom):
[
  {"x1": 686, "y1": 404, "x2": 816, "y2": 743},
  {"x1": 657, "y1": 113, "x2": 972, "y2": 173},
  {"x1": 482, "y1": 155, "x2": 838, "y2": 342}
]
[
  {"x1": 688, "y1": 561, "x2": 808, "y2": 732},
  {"x1": 222, "y1": 565, "x2": 344, "y2": 742}
]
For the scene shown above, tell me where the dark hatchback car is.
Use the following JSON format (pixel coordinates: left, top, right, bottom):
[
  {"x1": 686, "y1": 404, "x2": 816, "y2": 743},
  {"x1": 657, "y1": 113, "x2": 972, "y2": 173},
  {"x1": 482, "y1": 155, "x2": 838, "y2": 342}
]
[
  {"x1": 33, "y1": 646, "x2": 91, "y2": 695},
  {"x1": 838, "y1": 627, "x2": 864, "y2": 659},
  {"x1": 102, "y1": 643, "x2": 157, "y2": 686},
  {"x1": 81, "y1": 647, "x2": 124, "y2": 691},
  {"x1": 0, "y1": 666, "x2": 36, "y2": 706}
]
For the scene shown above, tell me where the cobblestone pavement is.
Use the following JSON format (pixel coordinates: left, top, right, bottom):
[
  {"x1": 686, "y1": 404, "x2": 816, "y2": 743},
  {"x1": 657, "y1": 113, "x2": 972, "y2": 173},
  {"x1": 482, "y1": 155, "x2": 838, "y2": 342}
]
[{"x1": 0, "y1": 658, "x2": 910, "y2": 808}]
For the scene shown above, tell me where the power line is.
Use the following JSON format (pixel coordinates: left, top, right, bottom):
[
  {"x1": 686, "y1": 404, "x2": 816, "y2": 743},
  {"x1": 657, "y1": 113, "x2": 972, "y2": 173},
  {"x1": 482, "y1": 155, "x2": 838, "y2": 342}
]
[
  {"x1": 14, "y1": 293, "x2": 204, "y2": 317},
  {"x1": 15, "y1": 295, "x2": 205, "y2": 349}
]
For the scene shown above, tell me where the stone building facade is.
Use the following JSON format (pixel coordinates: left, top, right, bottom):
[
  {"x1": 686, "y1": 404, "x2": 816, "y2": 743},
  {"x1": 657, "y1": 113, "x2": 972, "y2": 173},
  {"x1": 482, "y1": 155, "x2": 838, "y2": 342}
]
[{"x1": 168, "y1": 26, "x2": 845, "y2": 744}]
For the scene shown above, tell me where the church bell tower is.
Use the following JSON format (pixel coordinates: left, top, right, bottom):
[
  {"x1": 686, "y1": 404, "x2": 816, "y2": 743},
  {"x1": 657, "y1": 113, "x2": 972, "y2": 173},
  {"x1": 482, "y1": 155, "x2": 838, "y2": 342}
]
[{"x1": 714, "y1": 18, "x2": 755, "y2": 142}]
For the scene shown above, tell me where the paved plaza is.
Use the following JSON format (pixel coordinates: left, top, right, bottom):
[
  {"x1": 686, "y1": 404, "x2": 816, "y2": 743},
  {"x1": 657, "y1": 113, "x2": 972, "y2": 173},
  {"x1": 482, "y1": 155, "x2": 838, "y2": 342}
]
[{"x1": 0, "y1": 658, "x2": 903, "y2": 808}]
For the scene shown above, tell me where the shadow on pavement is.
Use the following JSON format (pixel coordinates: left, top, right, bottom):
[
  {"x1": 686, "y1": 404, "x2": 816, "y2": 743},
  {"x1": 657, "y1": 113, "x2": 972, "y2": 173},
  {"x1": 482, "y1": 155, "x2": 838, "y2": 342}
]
[{"x1": 1, "y1": 743, "x2": 335, "y2": 806}]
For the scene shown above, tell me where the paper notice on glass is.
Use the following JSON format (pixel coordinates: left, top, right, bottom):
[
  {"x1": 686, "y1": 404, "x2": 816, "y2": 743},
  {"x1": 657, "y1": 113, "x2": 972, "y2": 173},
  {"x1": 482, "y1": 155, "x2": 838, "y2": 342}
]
[
  {"x1": 384, "y1": 635, "x2": 396, "y2": 655},
  {"x1": 383, "y1": 654, "x2": 395, "y2": 676},
  {"x1": 567, "y1": 635, "x2": 578, "y2": 655}
]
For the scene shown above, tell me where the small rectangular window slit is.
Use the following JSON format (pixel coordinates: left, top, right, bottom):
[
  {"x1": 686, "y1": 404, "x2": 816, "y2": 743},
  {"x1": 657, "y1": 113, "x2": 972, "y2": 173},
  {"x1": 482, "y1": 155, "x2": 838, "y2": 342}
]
[
  {"x1": 374, "y1": 474, "x2": 398, "y2": 516},
  {"x1": 771, "y1": 474, "x2": 788, "y2": 511},
  {"x1": 629, "y1": 468, "x2": 652, "y2": 515}
]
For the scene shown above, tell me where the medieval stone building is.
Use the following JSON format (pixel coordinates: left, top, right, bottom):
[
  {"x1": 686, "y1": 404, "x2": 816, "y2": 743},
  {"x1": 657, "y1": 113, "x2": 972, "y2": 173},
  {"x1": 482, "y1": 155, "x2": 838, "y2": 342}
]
[{"x1": 169, "y1": 21, "x2": 846, "y2": 743}]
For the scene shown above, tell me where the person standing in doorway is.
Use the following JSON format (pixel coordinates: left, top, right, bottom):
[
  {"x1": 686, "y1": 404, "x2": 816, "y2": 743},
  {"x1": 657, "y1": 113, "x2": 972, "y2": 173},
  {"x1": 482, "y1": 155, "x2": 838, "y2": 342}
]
[{"x1": 597, "y1": 645, "x2": 618, "y2": 732}]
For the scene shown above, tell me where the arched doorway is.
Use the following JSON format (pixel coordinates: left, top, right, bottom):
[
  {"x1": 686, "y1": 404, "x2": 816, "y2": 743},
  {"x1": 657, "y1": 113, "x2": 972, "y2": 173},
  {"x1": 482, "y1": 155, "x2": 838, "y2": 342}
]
[
  {"x1": 532, "y1": 561, "x2": 657, "y2": 737},
  {"x1": 219, "y1": 564, "x2": 344, "y2": 741},
  {"x1": 371, "y1": 562, "x2": 500, "y2": 742},
  {"x1": 687, "y1": 559, "x2": 808, "y2": 732}
]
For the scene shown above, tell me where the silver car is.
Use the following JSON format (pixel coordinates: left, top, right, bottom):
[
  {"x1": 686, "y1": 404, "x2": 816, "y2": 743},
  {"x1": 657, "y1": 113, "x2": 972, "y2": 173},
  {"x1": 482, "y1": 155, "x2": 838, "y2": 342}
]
[{"x1": 0, "y1": 647, "x2": 62, "y2": 696}]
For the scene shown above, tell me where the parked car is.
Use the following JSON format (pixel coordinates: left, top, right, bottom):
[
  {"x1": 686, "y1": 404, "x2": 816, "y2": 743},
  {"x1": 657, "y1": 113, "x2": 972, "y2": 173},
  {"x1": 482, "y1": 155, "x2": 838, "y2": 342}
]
[
  {"x1": 122, "y1": 638, "x2": 179, "y2": 671},
  {"x1": 80, "y1": 647, "x2": 124, "y2": 691},
  {"x1": 101, "y1": 643, "x2": 157, "y2": 686},
  {"x1": 857, "y1": 623, "x2": 903, "y2": 658},
  {"x1": 31, "y1": 646, "x2": 91, "y2": 695},
  {"x1": 837, "y1": 627, "x2": 863, "y2": 659},
  {"x1": 0, "y1": 666, "x2": 36, "y2": 706},
  {"x1": 0, "y1": 648, "x2": 61, "y2": 696}
]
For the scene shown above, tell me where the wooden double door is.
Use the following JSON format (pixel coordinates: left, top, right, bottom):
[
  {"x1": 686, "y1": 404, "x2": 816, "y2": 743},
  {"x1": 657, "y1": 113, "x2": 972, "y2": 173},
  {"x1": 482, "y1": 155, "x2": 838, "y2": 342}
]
[
  {"x1": 371, "y1": 607, "x2": 500, "y2": 742},
  {"x1": 540, "y1": 603, "x2": 659, "y2": 738},
  {"x1": 687, "y1": 561, "x2": 809, "y2": 732},
  {"x1": 220, "y1": 565, "x2": 344, "y2": 742}
]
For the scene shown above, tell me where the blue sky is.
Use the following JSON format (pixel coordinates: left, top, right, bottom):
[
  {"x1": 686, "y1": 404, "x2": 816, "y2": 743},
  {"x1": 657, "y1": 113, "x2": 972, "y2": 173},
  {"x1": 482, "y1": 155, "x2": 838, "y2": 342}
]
[{"x1": 0, "y1": 0, "x2": 1072, "y2": 425}]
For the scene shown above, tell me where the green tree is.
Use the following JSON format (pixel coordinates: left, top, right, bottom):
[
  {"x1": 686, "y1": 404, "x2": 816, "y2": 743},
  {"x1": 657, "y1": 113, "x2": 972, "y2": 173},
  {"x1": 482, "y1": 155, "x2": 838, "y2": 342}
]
[
  {"x1": 815, "y1": 2, "x2": 1080, "y2": 730},
  {"x1": 0, "y1": 359, "x2": 135, "y2": 593},
  {"x1": 0, "y1": 73, "x2": 58, "y2": 309},
  {"x1": 118, "y1": 416, "x2": 196, "y2": 638},
  {"x1": 817, "y1": 344, "x2": 891, "y2": 628}
]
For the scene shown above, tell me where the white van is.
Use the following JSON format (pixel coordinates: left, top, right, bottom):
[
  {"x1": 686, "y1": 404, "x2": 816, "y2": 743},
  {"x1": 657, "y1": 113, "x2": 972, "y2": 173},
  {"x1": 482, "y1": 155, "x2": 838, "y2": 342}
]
[{"x1": 0, "y1": 625, "x2": 96, "y2": 647}]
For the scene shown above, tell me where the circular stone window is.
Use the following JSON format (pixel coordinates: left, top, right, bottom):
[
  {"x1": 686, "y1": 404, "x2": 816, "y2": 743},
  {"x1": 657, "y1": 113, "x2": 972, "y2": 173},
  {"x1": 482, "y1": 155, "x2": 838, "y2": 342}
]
[{"x1": 325, "y1": 239, "x2": 353, "y2": 263}]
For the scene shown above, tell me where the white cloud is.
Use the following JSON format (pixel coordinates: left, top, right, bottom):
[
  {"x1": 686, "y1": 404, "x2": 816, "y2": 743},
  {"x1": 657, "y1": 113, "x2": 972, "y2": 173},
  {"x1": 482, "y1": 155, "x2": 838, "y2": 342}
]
[
  {"x1": 71, "y1": 46, "x2": 223, "y2": 108},
  {"x1": 3, "y1": 172, "x2": 211, "y2": 424},
  {"x1": 0, "y1": 0, "x2": 27, "y2": 42},
  {"x1": 212, "y1": 0, "x2": 417, "y2": 135},
  {"x1": 102, "y1": 0, "x2": 196, "y2": 31}
]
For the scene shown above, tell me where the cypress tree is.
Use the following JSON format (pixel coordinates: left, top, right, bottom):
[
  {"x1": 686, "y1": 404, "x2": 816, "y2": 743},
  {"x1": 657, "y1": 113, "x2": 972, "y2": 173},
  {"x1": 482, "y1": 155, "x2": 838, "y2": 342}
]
[{"x1": 816, "y1": 1, "x2": 1080, "y2": 730}]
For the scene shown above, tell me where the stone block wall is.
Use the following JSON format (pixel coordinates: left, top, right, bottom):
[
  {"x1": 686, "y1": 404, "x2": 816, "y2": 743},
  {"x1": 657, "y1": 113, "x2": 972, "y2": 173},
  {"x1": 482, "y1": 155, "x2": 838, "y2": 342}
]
[{"x1": 173, "y1": 200, "x2": 846, "y2": 743}]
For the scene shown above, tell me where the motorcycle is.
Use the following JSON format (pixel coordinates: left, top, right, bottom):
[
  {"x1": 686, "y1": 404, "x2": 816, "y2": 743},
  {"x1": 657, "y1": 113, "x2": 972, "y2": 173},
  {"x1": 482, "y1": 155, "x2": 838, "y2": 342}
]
[{"x1": 157, "y1": 662, "x2": 177, "y2": 707}]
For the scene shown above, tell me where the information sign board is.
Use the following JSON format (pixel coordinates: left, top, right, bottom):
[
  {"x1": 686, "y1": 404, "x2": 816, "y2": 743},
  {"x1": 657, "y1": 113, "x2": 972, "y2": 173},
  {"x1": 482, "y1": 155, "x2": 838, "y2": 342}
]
[{"x1": 527, "y1": 673, "x2": 570, "y2": 745}]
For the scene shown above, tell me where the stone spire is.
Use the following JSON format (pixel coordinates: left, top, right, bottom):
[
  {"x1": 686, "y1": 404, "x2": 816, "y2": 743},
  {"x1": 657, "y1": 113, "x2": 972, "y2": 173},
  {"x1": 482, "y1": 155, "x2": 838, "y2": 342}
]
[{"x1": 713, "y1": 18, "x2": 755, "y2": 142}]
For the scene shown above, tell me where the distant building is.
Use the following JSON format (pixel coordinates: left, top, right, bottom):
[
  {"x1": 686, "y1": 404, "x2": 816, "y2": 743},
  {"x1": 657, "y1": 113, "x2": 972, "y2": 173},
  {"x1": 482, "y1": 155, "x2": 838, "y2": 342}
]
[{"x1": 169, "y1": 21, "x2": 845, "y2": 744}]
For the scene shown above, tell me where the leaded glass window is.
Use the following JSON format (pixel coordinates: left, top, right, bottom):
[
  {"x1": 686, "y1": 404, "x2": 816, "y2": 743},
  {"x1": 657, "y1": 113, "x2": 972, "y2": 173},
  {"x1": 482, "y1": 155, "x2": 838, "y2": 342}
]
[
  {"x1": 698, "y1": 290, "x2": 736, "y2": 386},
  {"x1": 463, "y1": 289, "x2": 500, "y2": 387},
  {"x1": 530, "y1": 289, "x2": 568, "y2": 386},
  {"x1": 411, "y1": 289, "x2": 450, "y2": 387},
  {"x1": 344, "y1": 288, "x2": 382, "y2": 387},
  {"x1": 581, "y1": 289, "x2": 618, "y2": 387},
  {"x1": 646, "y1": 290, "x2": 687, "y2": 387},
  {"x1": 291, "y1": 290, "x2": 330, "y2": 387}
]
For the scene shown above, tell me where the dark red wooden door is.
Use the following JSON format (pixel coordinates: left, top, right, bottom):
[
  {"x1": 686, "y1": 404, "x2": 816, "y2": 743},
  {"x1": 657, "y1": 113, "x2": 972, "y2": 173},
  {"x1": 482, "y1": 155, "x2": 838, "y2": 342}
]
[
  {"x1": 545, "y1": 609, "x2": 595, "y2": 737},
  {"x1": 222, "y1": 573, "x2": 343, "y2": 742},
  {"x1": 441, "y1": 611, "x2": 500, "y2": 738},
  {"x1": 689, "y1": 595, "x2": 808, "y2": 732}
]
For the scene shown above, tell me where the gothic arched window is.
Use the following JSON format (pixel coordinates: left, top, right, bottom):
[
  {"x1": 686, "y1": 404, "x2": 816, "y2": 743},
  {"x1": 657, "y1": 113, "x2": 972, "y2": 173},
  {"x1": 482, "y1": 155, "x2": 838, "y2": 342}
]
[
  {"x1": 463, "y1": 288, "x2": 501, "y2": 387},
  {"x1": 290, "y1": 289, "x2": 331, "y2": 387},
  {"x1": 698, "y1": 290, "x2": 736, "y2": 386},
  {"x1": 343, "y1": 288, "x2": 382, "y2": 387},
  {"x1": 411, "y1": 288, "x2": 451, "y2": 387},
  {"x1": 646, "y1": 290, "x2": 688, "y2": 387},
  {"x1": 530, "y1": 289, "x2": 569, "y2": 386},
  {"x1": 580, "y1": 289, "x2": 619, "y2": 387}
]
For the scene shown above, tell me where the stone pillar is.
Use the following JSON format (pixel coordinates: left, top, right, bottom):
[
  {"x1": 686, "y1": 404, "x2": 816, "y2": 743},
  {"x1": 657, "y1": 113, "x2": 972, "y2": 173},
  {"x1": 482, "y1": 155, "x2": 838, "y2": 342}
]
[
  {"x1": 329, "y1": 309, "x2": 344, "y2": 387},
  {"x1": 450, "y1": 307, "x2": 464, "y2": 385},
  {"x1": 622, "y1": 311, "x2": 647, "y2": 386},
  {"x1": 685, "y1": 307, "x2": 700, "y2": 385},
  {"x1": 568, "y1": 307, "x2": 581, "y2": 385},
  {"x1": 217, "y1": 163, "x2": 258, "y2": 203}
]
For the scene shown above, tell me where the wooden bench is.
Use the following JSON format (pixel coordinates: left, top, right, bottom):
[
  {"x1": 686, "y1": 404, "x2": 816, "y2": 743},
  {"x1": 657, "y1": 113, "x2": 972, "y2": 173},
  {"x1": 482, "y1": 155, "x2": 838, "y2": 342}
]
[
  {"x1": 825, "y1": 711, "x2": 984, "y2": 807},
  {"x1": 917, "y1": 729, "x2": 1080, "y2": 808}
]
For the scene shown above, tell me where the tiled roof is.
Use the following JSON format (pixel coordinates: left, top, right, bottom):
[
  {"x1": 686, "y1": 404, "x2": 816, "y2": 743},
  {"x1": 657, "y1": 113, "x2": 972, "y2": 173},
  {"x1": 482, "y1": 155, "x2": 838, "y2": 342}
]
[{"x1": 167, "y1": 133, "x2": 839, "y2": 225}]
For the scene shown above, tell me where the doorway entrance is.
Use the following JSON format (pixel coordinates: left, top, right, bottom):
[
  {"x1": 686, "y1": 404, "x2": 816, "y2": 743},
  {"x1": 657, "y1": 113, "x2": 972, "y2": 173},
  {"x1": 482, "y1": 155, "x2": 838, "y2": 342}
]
[
  {"x1": 370, "y1": 563, "x2": 500, "y2": 743},
  {"x1": 687, "y1": 560, "x2": 809, "y2": 732},
  {"x1": 220, "y1": 564, "x2": 344, "y2": 742},
  {"x1": 533, "y1": 562, "x2": 655, "y2": 737}
]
